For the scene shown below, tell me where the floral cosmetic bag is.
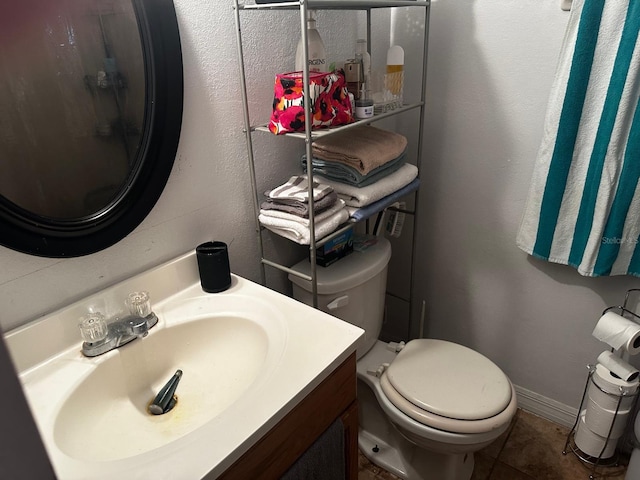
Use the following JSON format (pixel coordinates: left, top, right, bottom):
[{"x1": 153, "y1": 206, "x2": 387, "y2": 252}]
[{"x1": 268, "y1": 70, "x2": 354, "y2": 135}]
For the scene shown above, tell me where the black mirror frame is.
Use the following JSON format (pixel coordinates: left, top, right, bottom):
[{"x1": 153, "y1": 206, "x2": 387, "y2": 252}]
[{"x1": 0, "y1": 0, "x2": 183, "y2": 258}]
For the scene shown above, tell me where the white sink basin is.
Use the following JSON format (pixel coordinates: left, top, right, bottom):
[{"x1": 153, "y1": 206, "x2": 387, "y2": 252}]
[
  {"x1": 53, "y1": 295, "x2": 286, "y2": 462},
  {"x1": 6, "y1": 252, "x2": 362, "y2": 479}
]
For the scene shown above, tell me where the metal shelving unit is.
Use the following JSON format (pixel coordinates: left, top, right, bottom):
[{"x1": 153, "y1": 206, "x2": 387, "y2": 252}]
[{"x1": 233, "y1": 0, "x2": 430, "y2": 311}]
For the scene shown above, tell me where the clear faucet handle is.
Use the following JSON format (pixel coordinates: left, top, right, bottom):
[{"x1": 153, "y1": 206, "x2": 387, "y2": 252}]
[
  {"x1": 79, "y1": 313, "x2": 108, "y2": 343},
  {"x1": 126, "y1": 291, "x2": 151, "y2": 317}
]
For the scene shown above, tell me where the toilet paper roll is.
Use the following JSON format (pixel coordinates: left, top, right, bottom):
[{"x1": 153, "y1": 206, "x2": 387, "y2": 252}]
[
  {"x1": 597, "y1": 351, "x2": 640, "y2": 381},
  {"x1": 592, "y1": 364, "x2": 640, "y2": 397},
  {"x1": 588, "y1": 365, "x2": 639, "y2": 417},
  {"x1": 575, "y1": 410, "x2": 619, "y2": 459},
  {"x1": 584, "y1": 396, "x2": 631, "y2": 439},
  {"x1": 592, "y1": 311, "x2": 640, "y2": 355}
]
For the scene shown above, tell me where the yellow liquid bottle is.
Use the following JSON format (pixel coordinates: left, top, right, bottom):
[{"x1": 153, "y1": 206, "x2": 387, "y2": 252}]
[{"x1": 385, "y1": 46, "x2": 404, "y2": 101}]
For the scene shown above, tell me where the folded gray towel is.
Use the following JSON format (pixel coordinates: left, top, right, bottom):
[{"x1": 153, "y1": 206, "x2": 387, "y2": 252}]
[
  {"x1": 302, "y1": 150, "x2": 407, "y2": 187},
  {"x1": 267, "y1": 175, "x2": 334, "y2": 204},
  {"x1": 261, "y1": 191, "x2": 338, "y2": 218}
]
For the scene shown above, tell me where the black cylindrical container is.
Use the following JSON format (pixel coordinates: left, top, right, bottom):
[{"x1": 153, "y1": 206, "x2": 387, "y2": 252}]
[{"x1": 196, "y1": 241, "x2": 231, "y2": 293}]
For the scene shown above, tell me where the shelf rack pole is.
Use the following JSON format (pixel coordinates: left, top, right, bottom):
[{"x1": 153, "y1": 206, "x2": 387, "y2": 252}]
[
  {"x1": 366, "y1": 8, "x2": 372, "y2": 60},
  {"x1": 300, "y1": 0, "x2": 319, "y2": 307},
  {"x1": 409, "y1": 2, "x2": 430, "y2": 339},
  {"x1": 233, "y1": 0, "x2": 267, "y2": 286},
  {"x1": 262, "y1": 258, "x2": 313, "y2": 281}
]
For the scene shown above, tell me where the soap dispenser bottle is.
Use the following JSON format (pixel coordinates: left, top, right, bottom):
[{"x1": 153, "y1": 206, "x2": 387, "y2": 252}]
[{"x1": 295, "y1": 11, "x2": 327, "y2": 72}]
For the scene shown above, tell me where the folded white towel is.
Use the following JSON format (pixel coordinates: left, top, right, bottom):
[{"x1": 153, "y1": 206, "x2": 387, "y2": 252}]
[
  {"x1": 260, "y1": 199, "x2": 346, "y2": 226},
  {"x1": 259, "y1": 207, "x2": 349, "y2": 245},
  {"x1": 314, "y1": 163, "x2": 418, "y2": 208}
]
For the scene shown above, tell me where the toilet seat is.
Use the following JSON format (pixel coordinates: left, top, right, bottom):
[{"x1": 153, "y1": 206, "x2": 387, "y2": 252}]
[{"x1": 379, "y1": 339, "x2": 517, "y2": 434}]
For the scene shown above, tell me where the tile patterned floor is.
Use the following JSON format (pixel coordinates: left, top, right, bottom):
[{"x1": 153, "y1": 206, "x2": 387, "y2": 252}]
[{"x1": 358, "y1": 409, "x2": 629, "y2": 480}]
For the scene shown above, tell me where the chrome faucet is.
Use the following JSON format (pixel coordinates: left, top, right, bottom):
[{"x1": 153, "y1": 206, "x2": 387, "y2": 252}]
[{"x1": 78, "y1": 291, "x2": 158, "y2": 357}]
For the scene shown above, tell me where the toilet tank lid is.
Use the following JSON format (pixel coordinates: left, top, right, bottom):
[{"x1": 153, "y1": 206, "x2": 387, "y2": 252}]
[{"x1": 289, "y1": 236, "x2": 391, "y2": 295}]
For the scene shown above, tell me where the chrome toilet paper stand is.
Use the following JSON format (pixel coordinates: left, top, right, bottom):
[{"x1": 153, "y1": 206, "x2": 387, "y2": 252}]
[
  {"x1": 562, "y1": 289, "x2": 640, "y2": 479},
  {"x1": 562, "y1": 366, "x2": 638, "y2": 478}
]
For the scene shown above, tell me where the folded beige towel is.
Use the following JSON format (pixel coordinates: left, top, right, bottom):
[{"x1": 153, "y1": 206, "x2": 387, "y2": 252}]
[{"x1": 312, "y1": 126, "x2": 407, "y2": 175}]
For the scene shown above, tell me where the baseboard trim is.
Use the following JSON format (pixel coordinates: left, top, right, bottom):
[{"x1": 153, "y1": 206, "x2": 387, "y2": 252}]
[{"x1": 514, "y1": 384, "x2": 578, "y2": 428}]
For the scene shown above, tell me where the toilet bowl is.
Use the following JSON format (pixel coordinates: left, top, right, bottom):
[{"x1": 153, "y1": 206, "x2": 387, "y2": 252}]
[
  {"x1": 289, "y1": 236, "x2": 517, "y2": 480},
  {"x1": 356, "y1": 339, "x2": 517, "y2": 480}
]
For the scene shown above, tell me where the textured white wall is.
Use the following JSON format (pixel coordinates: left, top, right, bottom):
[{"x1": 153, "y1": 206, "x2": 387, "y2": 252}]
[
  {"x1": 3, "y1": 0, "x2": 639, "y2": 414},
  {"x1": 414, "y1": 0, "x2": 640, "y2": 408}
]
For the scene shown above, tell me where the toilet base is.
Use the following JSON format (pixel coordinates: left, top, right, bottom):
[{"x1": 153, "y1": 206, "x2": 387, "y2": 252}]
[
  {"x1": 358, "y1": 429, "x2": 474, "y2": 480},
  {"x1": 358, "y1": 377, "x2": 475, "y2": 480},
  {"x1": 359, "y1": 430, "x2": 408, "y2": 479}
]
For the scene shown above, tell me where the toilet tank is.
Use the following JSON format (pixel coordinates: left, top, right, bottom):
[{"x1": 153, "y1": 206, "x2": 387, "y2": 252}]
[{"x1": 289, "y1": 236, "x2": 391, "y2": 358}]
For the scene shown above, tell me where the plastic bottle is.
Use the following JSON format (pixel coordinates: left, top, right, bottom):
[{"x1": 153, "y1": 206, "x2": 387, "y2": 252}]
[
  {"x1": 355, "y1": 83, "x2": 373, "y2": 119},
  {"x1": 295, "y1": 12, "x2": 327, "y2": 72},
  {"x1": 355, "y1": 39, "x2": 371, "y2": 94},
  {"x1": 385, "y1": 45, "x2": 404, "y2": 107},
  {"x1": 386, "y1": 45, "x2": 404, "y2": 71}
]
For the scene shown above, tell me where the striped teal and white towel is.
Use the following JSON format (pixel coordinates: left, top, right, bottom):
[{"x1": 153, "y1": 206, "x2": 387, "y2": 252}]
[{"x1": 517, "y1": 0, "x2": 640, "y2": 277}]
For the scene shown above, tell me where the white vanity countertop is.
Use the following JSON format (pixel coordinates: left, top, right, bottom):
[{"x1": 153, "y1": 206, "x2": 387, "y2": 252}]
[{"x1": 5, "y1": 251, "x2": 364, "y2": 479}]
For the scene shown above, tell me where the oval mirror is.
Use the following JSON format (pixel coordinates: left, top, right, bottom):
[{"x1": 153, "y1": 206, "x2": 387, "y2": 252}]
[{"x1": 0, "y1": 0, "x2": 182, "y2": 257}]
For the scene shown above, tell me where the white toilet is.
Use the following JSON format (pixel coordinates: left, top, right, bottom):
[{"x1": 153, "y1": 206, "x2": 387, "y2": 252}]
[{"x1": 289, "y1": 236, "x2": 518, "y2": 480}]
